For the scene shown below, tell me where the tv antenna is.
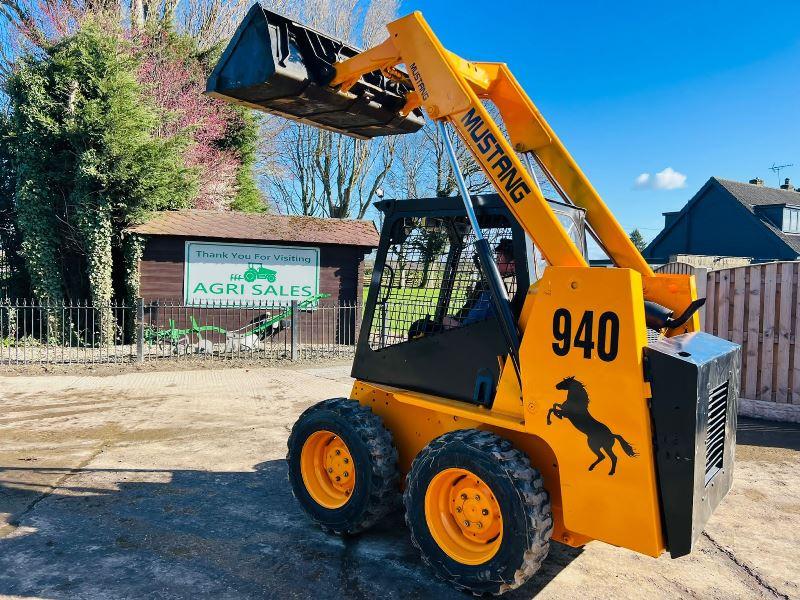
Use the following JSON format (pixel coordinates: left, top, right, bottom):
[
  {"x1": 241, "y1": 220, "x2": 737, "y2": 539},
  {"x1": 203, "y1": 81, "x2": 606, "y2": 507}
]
[{"x1": 771, "y1": 162, "x2": 793, "y2": 186}]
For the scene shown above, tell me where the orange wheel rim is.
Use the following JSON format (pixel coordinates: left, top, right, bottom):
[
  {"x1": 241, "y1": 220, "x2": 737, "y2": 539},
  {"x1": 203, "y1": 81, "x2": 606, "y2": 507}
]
[
  {"x1": 300, "y1": 430, "x2": 355, "y2": 509},
  {"x1": 424, "y1": 468, "x2": 503, "y2": 565}
]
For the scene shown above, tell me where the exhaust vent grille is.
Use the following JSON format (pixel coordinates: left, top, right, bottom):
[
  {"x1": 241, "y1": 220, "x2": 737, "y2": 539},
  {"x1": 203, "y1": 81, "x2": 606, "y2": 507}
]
[{"x1": 705, "y1": 380, "x2": 729, "y2": 485}]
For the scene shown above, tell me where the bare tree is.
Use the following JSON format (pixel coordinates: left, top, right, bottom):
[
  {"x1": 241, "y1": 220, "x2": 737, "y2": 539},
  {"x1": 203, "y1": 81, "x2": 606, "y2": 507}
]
[
  {"x1": 382, "y1": 119, "x2": 491, "y2": 202},
  {"x1": 259, "y1": 0, "x2": 401, "y2": 220},
  {"x1": 0, "y1": 0, "x2": 89, "y2": 76},
  {"x1": 173, "y1": 0, "x2": 252, "y2": 49},
  {"x1": 361, "y1": 0, "x2": 398, "y2": 46},
  {"x1": 265, "y1": 123, "x2": 321, "y2": 216},
  {"x1": 0, "y1": 0, "x2": 257, "y2": 74},
  {"x1": 390, "y1": 133, "x2": 426, "y2": 199}
]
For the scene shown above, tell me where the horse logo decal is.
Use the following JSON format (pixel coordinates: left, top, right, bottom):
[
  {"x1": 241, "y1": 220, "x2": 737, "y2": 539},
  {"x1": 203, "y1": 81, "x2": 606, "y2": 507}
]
[{"x1": 547, "y1": 376, "x2": 638, "y2": 475}]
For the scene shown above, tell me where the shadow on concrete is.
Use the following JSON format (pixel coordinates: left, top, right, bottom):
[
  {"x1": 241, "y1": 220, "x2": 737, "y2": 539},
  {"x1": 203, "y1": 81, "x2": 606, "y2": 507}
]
[
  {"x1": 0, "y1": 461, "x2": 580, "y2": 599},
  {"x1": 737, "y1": 417, "x2": 800, "y2": 451}
]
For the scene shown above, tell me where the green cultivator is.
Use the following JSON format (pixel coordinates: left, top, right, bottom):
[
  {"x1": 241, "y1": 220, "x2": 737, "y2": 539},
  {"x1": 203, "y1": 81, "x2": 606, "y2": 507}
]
[{"x1": 143, "y1": 294, "x2": 330, "y2": 354}]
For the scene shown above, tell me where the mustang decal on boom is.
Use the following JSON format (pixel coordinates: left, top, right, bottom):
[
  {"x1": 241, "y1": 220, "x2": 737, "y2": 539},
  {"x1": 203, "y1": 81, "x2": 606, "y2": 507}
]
[{"x1": 460, "y1": 108, "x2": 531, "y2": 202}]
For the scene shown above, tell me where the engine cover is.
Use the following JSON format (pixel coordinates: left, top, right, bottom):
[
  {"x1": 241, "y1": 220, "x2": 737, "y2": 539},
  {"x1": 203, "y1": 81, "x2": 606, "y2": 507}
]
[{"x1": 645, "y1": 331, "x2": 740, "y2": 557}]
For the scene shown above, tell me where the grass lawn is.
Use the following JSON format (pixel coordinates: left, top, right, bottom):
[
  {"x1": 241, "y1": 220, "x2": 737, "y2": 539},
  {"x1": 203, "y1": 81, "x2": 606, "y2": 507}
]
[
  {"x1": 362, "y1": 286, "x2": 443, "y2": 334},
  {"x1": 362, "y1": 286, "x2": 440, "y2": 304}
]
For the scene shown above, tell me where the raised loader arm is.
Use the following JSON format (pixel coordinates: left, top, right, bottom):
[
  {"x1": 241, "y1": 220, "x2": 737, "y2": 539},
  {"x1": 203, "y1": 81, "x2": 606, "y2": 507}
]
[
  {"x1": 331, "y1": 12, "x2": 652, "y2": 274},
  {"x1": 208, "y1": 5, "x2": 648, "y2": 274}
]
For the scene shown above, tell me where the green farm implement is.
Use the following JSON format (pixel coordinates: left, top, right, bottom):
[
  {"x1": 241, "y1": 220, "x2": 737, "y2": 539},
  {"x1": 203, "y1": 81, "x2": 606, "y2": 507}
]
[{"x1": 143, "y1": 293, "x2": 330, "y2": 354}]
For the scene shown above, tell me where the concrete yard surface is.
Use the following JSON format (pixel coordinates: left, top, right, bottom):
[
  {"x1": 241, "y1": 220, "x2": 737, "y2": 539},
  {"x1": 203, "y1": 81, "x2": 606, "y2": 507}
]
[{"x1": 0, "y1": 365, "x2": 798, "y2": 599}]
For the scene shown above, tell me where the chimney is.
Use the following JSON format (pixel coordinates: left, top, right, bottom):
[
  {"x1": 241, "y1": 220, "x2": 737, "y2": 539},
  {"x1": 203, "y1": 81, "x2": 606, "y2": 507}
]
[
  {"x1": 781, "y1": 177, "x2": 793, "y2": 190},
  {"x1": 749, "y1": 177, "x2": 764, "y2": 186}
]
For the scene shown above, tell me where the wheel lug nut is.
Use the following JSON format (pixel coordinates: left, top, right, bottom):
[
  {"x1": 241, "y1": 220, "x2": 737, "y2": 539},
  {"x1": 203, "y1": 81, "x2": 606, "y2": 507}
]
[
  {"x1": 474, "y1": 495, "x2": 480, "y2": 501},
  {"x1": 460, "y1": 493, "x2": 467, "y2": 500},
  {"x1": 482, "y1": 509, "x2": 489, "y2": 516},
  {"x1": 343, "y1": 471, "x2": 349, "y2": 477},
  {"x1": 335, "y1": 449, "x2": 341, "y2": 456},
  {"x1": 336, "y1": 476, "x2": 341, "y2": 482},
  {"x1": 327, "y1": 467, "x2": 333, "y2": 473},
  {"x1": 476, "y1": 522, "x2": 483, "y2": 529},
  {"x1": 455, "y1": 506, "x2": 462, "y2": 513},
  {"x1": 463, "y1": 520, "x2": 470, "y2": 527},
  {"x1": 343, "y1": 458, "x2": 349, "y2": 463}
]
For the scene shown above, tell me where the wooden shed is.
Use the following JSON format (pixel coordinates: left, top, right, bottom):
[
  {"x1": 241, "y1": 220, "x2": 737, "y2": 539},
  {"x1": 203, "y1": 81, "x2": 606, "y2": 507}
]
[{"x1": 128, "y1": 210, "x2": 378, "y2": 345}]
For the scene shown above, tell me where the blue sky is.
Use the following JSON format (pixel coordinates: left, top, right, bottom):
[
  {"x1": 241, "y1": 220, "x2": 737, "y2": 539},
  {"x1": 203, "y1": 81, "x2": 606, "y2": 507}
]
[{"x1": 410, "y1": 0, "x2": 800, "y2": 243}]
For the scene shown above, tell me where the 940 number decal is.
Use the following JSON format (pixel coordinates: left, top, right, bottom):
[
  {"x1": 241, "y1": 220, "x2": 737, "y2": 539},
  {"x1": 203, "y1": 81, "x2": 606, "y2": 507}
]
[{"x1": 552, "y1": 309, "x2": 619, "y2": 362}]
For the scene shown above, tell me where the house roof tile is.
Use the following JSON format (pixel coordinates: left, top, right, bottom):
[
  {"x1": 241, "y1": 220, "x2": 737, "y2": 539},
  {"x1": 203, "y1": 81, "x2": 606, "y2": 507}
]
[
  {"x1": 714, "y1": 178, "x2": 800, "y2": 254},
  {"x1": 715, "y1": 178, "x2": 800, "y2": 207}
]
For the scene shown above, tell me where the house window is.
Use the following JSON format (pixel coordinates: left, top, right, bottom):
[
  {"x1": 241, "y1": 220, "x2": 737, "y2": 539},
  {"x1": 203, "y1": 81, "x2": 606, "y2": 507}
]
[{"x1": 785, "y1": 208, "x2": 800, "y2": 234}]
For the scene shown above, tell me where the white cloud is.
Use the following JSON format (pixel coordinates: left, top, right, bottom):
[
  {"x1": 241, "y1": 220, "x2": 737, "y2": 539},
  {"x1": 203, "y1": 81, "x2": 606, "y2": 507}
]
[
  {"x1": 653, "y1": 167, "x2": 687, "y2": 190},
  {"x1": 634, "y1": 173, "x2": 651, "y2": 188},
  {"x1": 634, "y1": 167, "x2": 687, "y2": 191}
]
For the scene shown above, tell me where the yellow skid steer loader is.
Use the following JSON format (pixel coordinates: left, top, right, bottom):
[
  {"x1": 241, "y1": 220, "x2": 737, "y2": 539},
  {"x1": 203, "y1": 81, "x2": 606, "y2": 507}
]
[{"x1": 208, "y1": 5, "x2": 740, "y2": 595}]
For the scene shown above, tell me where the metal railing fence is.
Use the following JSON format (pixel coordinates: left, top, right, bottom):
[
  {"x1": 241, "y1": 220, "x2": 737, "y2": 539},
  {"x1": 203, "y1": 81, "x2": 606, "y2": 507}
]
[{"x1": 0, "y1": 298, "x2": 360, "y2": 365}]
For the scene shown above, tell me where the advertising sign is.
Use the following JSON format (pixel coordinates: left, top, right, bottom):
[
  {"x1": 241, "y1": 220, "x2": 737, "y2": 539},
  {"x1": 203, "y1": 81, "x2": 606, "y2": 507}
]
[{"x1": 184, "y1": 241, "x2": 320, "y2": 306}]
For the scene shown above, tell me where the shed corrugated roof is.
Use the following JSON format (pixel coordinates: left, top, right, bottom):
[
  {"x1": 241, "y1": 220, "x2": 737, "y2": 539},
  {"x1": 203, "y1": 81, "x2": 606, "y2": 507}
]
[{"x1": 128, "y1": 209, "x2": 379, "y2": 248}]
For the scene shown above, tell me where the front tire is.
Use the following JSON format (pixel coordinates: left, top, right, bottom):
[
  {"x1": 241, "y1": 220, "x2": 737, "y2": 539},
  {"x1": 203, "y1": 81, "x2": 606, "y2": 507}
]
[
  {"x1": 404, "y1": 429, "x2": 553, "y2": 595},
  {"x1": 287, "y1": 398, "x2": 399, "y2": 535}
]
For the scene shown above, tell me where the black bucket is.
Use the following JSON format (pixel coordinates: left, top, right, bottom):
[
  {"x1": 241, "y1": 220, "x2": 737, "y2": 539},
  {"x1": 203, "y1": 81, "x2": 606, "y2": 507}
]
[{"x1": 206, "y1": 4, "x2": 424, "y2": 139}]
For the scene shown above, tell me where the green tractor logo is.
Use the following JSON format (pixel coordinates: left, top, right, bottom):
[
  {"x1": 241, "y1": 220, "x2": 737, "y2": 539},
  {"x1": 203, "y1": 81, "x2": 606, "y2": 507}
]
[{"x1": 243, "y1": 262, "x2": 277, "y2": 283}]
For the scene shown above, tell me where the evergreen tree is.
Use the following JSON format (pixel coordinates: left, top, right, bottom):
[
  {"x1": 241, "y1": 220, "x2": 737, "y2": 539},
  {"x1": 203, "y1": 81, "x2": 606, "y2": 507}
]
[
  {"x1": 6, "y1": 23, "x2": 195, "y2": 318},
  {"x1": 629, "y1": 228, "x2": 647, "y2": 252}
]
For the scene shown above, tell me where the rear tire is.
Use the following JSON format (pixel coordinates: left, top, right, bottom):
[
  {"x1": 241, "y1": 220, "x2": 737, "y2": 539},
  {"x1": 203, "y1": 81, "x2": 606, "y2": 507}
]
[
  {"x1": 287, "y1": 398, "x2": 399, "y2": 535},
  {"x1": 404, "y1": 429, "x2": 553, "y2": 595}
]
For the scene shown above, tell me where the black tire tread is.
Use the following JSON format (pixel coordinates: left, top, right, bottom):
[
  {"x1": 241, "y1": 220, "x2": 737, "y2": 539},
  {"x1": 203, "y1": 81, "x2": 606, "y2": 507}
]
[
  {"x1": 404, "y1": 429, "x2": 553, "y2": 596},
  {"x1": 287, "y1": 397, "x2": 399, "y2": 535}
]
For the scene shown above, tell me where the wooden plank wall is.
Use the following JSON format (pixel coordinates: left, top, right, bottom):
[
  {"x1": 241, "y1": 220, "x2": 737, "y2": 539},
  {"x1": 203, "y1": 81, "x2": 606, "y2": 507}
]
[
  {"x1": 700, "y1": 262, "x2": 799, "y2": 406},
  {"x1": 138, "y1": 236, "x2": 368, "y2": 345}
]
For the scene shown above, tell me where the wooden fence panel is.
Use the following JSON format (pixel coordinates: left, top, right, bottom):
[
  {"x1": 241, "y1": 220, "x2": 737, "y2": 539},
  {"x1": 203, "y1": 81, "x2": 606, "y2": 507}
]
[
  {"x1": 776, "y1": 263, "x2": 794, "y2": 403},
  {"x1": 744, "y1": 265, "x2": 762, "y2": 400},
  {"x1": 759, "y1": 263, "x2": 778, "y2": 401},
  {"x1": 731, "y1": 267, "x2": 747, "y2": 389},
  {"x1": 793, "y1": 266, "x2": 800, "y2": 405},
  {"x1": 655, "y1": 260, "x2": 800, "y2": 417},
  {"x1": 705, "y1": 270, "x2": 717, "y2": 334},
  {"x1": 695, "y1": 267, "x2": 708, "y2": 325},
  {"x1": 717, "y1": 269, "x2": 731, "y2": 340},
  {"x1": 731, "y1": 267, "x2": 746, "y2": 346}
]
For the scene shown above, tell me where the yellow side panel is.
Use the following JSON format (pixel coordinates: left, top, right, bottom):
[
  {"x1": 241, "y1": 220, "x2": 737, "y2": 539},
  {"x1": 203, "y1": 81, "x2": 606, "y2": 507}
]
[
  {"x1": 351, "y1": 382, "x2": 481, "y2": 474},
  {"x1": 349, "y1": 380, "x2": 589, "y2": 547},
  {"x1": 521, "y1": 267, "x2": 664, "y2": 557}
]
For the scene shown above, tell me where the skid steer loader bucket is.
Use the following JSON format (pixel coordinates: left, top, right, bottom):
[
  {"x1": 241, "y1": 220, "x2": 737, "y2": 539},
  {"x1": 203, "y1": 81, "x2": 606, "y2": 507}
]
[{"x1": 206, "y1": 4, "x2": 424, "y2": 139}]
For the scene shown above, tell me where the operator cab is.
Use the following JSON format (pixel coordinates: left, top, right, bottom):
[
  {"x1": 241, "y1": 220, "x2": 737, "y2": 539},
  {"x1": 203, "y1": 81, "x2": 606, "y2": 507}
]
[{"x1": 353, "y1": 194, "x2": 588, "y2": 406}]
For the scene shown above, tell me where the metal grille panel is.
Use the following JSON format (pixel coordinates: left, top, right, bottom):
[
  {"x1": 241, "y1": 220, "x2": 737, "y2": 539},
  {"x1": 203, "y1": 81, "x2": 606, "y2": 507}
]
[
  {"x1": 369, "y1": 216, "x2": 516, "y2": 350},
  {"x1": 705, "y1": 380, "x2": 729, "y2": 485}
]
